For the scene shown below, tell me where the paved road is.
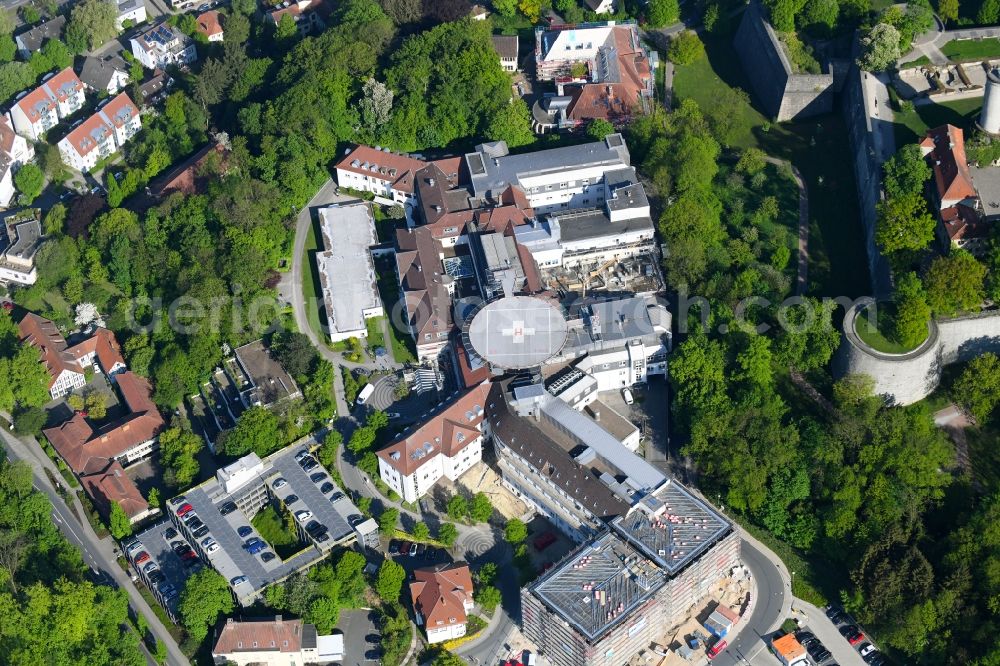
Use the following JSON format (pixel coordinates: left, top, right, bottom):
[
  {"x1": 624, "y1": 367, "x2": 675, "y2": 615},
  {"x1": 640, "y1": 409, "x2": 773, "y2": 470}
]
[
  {"x1": 713, "y1": 537, "x2": 787, "y2": 666},
  {"x1": 0, "y1": 426, "x2": 189, "y2": 666}
]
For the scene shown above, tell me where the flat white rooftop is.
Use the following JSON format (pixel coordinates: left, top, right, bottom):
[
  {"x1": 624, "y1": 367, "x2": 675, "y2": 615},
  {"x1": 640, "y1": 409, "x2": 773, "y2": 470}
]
[{"x1": 317, "y1": 203, "x2": 383, "y2": 340}]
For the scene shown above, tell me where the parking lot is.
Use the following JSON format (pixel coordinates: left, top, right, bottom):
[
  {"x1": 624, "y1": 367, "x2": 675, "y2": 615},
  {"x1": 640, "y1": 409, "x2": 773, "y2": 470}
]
[
  {"x1": 791, "y1": 606, "x2": 881, "y2": 666},
  {"x1": 129, "y1": 520, "x2": 204, "y2": 621},
  {"x1": 337, "y1": 609, "x2": 382, "y2": 664},
  {"x1": 168, "y1": 443, "x2": 377, "y2": 606}
]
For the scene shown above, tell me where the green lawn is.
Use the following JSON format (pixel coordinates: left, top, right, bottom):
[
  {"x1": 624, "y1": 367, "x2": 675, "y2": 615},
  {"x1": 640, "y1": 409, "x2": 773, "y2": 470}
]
[
  {"x1": 374, "y1": 259, "x2": 417, "y2": 364},
  {"x1": 854, "y1": 303, "x2": 924, "y2": 354},
  {"x1": 365, "y1": 315, "x2": 386, "y2": 350},
  {"x1": 898, "y1": 54, "x2": 932, "y2": 68},
  {"x1": 251, "y1": 504, "x2": 304, "y2": 560},
  {"x1": 892, "y1": 97, "x2": 983, "y2": 147},
  {"x1": 940, "y1": 38, "x2": 1000, "y2": 62},
  {"x1": 301, "y1": 213, "x2": 328, "y2": 342},
  {"x1": 673, "y1": 27, "x2": 870, "y2": 298}
]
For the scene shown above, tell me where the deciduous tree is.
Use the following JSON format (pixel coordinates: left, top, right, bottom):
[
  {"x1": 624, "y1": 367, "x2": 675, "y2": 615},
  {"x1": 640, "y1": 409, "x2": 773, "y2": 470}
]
[
  {"x1": 892, "y1": 272, "x2": 931, "y2": 348},
  {"x1": 504, "y1": 518, "x2": 527, "y2": 544},
  {"x1": 178, "y1": 568, "x2": 234, "y2": 643},
  {"x1": 375, "y1": 560, "x2": 405, "y2": 602},
  {"x1": 109, "y1": 501, "x2": 132, "y2": 539},
  {"x1": 953, "y1": 352, "x2": 1000, "y2": 422},
  {"x1": 668, "y1": 31, "x2": 705, "y2": 65},
  {"x1": 66, "y1": 0, "x2": 118, "y2": 52},
  {"x1": 924, "y1": 251, "x2": 986, "y2": 316},
  {"x1": 858, "y1": 23, "x2": 901, "y2": 71}
]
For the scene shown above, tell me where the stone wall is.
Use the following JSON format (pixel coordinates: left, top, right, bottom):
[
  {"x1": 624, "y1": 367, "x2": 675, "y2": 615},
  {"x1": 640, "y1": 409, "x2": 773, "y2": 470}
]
[
  {"x1": 733, "y1": 0, "x2": 834, "y2": 121},
  {"x1": 841, "y1": 66, "x2": 892, "y2": 297},
  {"x1": 834, "y1": 303, "x2": 1000, "y2": 404}
]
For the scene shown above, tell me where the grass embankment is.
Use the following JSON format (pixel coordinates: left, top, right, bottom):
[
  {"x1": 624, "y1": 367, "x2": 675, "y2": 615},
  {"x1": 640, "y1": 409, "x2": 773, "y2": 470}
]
[
  {"x1": 374, "y1": 259, "x2": 417, "y2": 364},
  {"x1": 853, "y1": 303, "x2": 926, "y2": 354},
  {"x1": 672, "y1": 25, "x2": 870, "y2": 298},
  {"x1": 892, "y1": 97, "x2": 983, "y2": 147},
  {"x1": 300, "y1": 212, "x2": 327, "y2": 341}
]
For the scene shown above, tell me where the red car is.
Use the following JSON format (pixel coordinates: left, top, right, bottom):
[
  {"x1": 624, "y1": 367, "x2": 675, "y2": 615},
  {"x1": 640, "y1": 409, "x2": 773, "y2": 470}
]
[
  {"x1": 133, "y1": 552, "x2": 150, "y2": 566},
  {"x1": 533, "y1": 532, "x2": 556, "y2": 551},
  {"x1": 706, "y1": 640, "x2": 727, "y2": 660},
  {"x1": 848, "y1": 630, "x2": 865, "y2": 646},
  {"x1": 176, "y1": 503, "x2": 194, "y2": 517}
]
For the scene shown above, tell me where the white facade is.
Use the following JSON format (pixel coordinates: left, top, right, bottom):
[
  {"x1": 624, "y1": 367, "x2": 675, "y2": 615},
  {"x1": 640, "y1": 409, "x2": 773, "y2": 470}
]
[
  {"x1": 0, "y1": 164, "x2": 14, "y2": 209},
  {"x1": 50, "y1": 368, "x2": 86, "y2": 398},
  {"x1": 10, "y1": 75, "x2": 86, "y2": 141},
  {"x1": 378, "y1": 435, "x2": 484, "y2": 503},
  {"x1": 538, "y1": 25, "x2": 616, "y2": 67},
  {"x1": 115, "y1": 0, "x2": 147, "y2": 30},
  {"x1": 130, "y1": 24, "x2": 197, "y2": 70},
  {"x1": 335, "y1": 166, "x2": 415, "y2": 204},
  {"x1": 10, "y1": 102, "x2": 57, "y2": 141},
  {"x1": 58, "y1": 99, "x2": 142, "y2": 173},
  {"x1": 575, "y1": 340, "x2": 666, "y2": 391},
  {"x1": 520, "y1": 165, "x2": 618, "y2": 213},
  {"x1": 425, "y1": 620, "x2": 468, "y2": 644},
  {"x1": 588, "y1": 0, "x2": 616, "y2": 13}
]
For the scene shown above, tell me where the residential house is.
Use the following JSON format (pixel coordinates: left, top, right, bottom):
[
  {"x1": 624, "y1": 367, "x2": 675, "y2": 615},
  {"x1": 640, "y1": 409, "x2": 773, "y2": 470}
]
[
  {"x1": 469, "y1": 4, "x2": 490, "y2": 20},
  {"x1": 58, "y1": 93, "x2": 141, "y2": 172},
  {"x1": 920, "y1": 124, "x2": 998, "y2": 256},
  {"x1": 81, "y1": 460, "x2": 152, "y2": 523},
  {"x1": 0, "y1": 219, "x2": 42, "y2": 284},
  {"x1": 232, "y1": 340, "x2": 302, "y2": 408},
  {"x1": 410, "y1": 563, "x2": 475, "y2": 644},
  {"x1": 138, "y1": 69, "x2": 171, "y2": 107},
  {"x1": 196, "y1": 10, "x2": 224, "y2": 42},
  {"x1": 115, "y1": 0, "x2": 147, "y2": 30},
  {"x1": 212, "y1": 617, "x2": 344, "y2": 666},
  {"x1": 130, "y1": 22, "x2": 197, "y2": 70},
  {"x1": 492, "y1": 34, "x2": 519, "y2": 73},
  {"x1": 14, "y1": 16, "x2": 65, "y2": 59},
  {"x1": 0, "y1": 115, "x2": 34, "y2": 208},
  {"x1": 266, "y1": 0, "x2": 330, "y2": 36},
  {"x1": 10, "y1": 67, "x2": 86, "y2": 140},
  {"x1": 79, "y1": 52, "x2": 131, "y2": 95},
  {"x1": 377, "y1": 382, "x2": 491, "y2": 503},
  {"x1": 149, "y1": 141, "x2": 228, "y2": 196},
  {"x1": 43, "y1": 370, "x2": 165, "y2": 470},
  {"x1": 532, "y1": 22, "x2": 655, "y2": 131},
  {"x1": 585, "y1": 0, "x2": 617, "y2": 12},
  {"x1": 18, "y1": 313, "x2": 127, "y2": 398}
]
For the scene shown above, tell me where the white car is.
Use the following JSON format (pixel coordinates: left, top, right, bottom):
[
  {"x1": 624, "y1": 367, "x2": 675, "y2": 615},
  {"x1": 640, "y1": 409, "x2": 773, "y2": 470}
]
[
  {"x1": 295, "y1": 510, "x2": 314, "y2": 523},
  {"x1": 230, "y1": 576, "x2": 248, "y2": 586},
  {"x1": 205, "y1": 542, "x2": 220, "y2": 554},
  {"x1": 860, "y1": 645, "x2": 877, "y2": 658},
  {"x1": 294, "y1": 450, "x2": 309, "y2": 462},
  {"x1": 622, "y1": 388, "x2": 634, "y2": 405},
  {"x1": 273, "y1": 478, "x2": 288, "y2": 489}
]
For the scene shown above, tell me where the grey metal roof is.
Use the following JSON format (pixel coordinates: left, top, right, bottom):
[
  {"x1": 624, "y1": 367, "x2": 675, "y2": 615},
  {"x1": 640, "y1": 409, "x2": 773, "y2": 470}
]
[
  {"x1": 610, "y1": 480, "x2": 731, "y2": 575},
  {"x1": 465, "y1": 134, "x2": 630, "y2": 198},
  {"x1": 564, "y1": 296, "x2": 663, "y2": 352},
  {"x1": 317, "y1": 203, "x2": 381, "y2": 337},
  {"x1": 15, "y1": 16, "x2": 65, "y2": 53},
  {"x1": 6, "y1": 220, "x2": 40, "y2": 259},
  {"x1": 540, "y1": 397, "x2": 664, "y2": 491},
  {"x1": 547, "y1": 207, "x2": 653, "y2": 244},
  {"x1": 530, "y1": 531, "x2": 667, "y2": 642},
  {"x1": 80, "y1": 53, "x2": 129, "y2": 91}
]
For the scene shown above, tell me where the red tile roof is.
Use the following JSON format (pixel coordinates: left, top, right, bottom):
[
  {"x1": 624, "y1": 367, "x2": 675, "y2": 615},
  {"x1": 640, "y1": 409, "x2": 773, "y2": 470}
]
[
  {"x1": 45, "y1": 67, "x2": 84, "y2": 103},
  {"x1": 0, "y1": 116, "x2": 17, "y2": 154},
  {"x1": 100, "y1": 93, "x2": 139, "y2": 129},
  {"x1": 377, "y1": 382, "x2": 490, "y2": 476},
  {"x1": 81, "y1": 460, "x2": 148, "y2": 519},
  {"x1": 409, "y1": 563, "x2": 474, "y2": 630},
  {"x1": 922, "y1": 125, "x2": 978, "y2": 204},
  {"x1": 566, "y1": 27, "x2": 651, "y2": 123},
  {"x1": 63, "y1": 111, "x2": 113, "y2": 158},
  {"x1": 196, "y1": 10, "x2": 223, "y2": 38},
  {"x1": 213, "y1": 617, "x2": 308, "y2": 655},
  {"x1": 67, "y1": 328, "x2": 125, "y2": 374},
  {"x1": 18, "y1": 313, "x2": 83, "y2": 388},
  {"x1": 336, "y1": 145, "x2": 429, "y2": 192},
  {"x1": 44, "y1": 371, "x2": 164, "y2": 475}
]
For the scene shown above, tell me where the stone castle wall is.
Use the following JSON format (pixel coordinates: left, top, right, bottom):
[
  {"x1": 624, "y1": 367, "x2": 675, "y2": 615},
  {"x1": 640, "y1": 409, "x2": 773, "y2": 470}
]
[
  {"x1": 733, "y1": 0, "x2": 834, "y2": 121},
  {"x1": 835, "y1": 303, "x2": 1000, "y2": 405}
]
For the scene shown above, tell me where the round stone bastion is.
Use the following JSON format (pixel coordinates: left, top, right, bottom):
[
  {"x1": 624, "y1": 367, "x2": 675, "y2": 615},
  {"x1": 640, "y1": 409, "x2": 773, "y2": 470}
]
[{"x1": 834, "y1": 301, "x2": 1000, "y2": 405}]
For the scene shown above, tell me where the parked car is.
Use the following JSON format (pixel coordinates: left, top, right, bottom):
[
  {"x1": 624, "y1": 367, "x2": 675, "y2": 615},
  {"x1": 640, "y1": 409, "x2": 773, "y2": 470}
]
[
  {"x1": 416, "y1": 544, "x2": 426, "y2": 557},
  {"x1": 813, "y1": 649, "x2": 831, "y2": 663},
  {"x1": 273, "y1": 478, "x2": 288, "y2": 489},
  {"x1": 388, "y1": 540, "x2": 400, "y2": 555},
  {"x1": 331, "y1": 492, "x2": 345, "y2": 502},
  {"x1": 533, "y1": 532, "x2": 557, "y2": 551},
  {"x1": 148, "y1": 570, "x2": 165, "y2": 585},
  {"x1": 622, "y1": 387, "x2": 634, "y2": 405},
  {"x1": 230, "y1": 576, "x2": 248, "y2": 586},
  {"x1": 192, "y1": 525, "x2": 210, "y2": 539},
  {"x1": 237, "y1": 525, "x2": 253, "y2": 538},
  {"x1": 182, "y1": 512, "x2": 199, "y2": 525},
  {"x1": 796, "y1": 631, "x2": 815, "y2": 642},
  {"x1": 398, "y1": 541, "x2": 411, "y2": 556},
  {"x1": 844, "y1": 627, "x2": 865, "y2": 646},
  {"x1": 408, "y1": 543, "x2": 418, "y2": 557},
  {"x1": 133, "y1": 552, "x2": 150, "y2": 566},
  {"x1": 859, "y1": 644, "x2": 877, "y2": 658},
  {"x1": 387, "y1": 412, "x2": 401, "y2": 419},
  {"x1": 295, "y1": 449, "x2": 309, "y2": 461},
  {"x1": 320, "y1": 481, "x2": 334, "y2": 494},
  {"x1": 172, "y1": 543, "x2": 190, "y2": 557},
  {"x1": 297, "y1": 456, "x2": 315, "y2": 468},
  {"x1": 205, "y1": 542, "x2": 220, "y2": 554},
  {"x1": 706, "y1": 639, "x2": 727, "y2": 660},
  {"x1": 284, "y1": 494, "x2": 299, "y2": 505},
  {"x1": 220, "y1": 501, "x2": 237, "y2": 516},
  {"x1": 163, "y1": 527, "x2": 178, "y2": 540},
  {"x1": 142, "y1": 561, "x2": 159, "y2": 574},
  {"x1": 201, "y1": 536, "x2": 216, "y2": 548},
  {"x1": 807, "y1": 641, "x2": 827, "y2": 657},
  {"x1": 295, "y1": 510, "x2": 314, "y2": 523},
  {"x1": 303, "y1": 459, "x2": 319, "y2": 472},
  {"x1": 244, "y1": 539, "x2": 266, "y2": 554},
  {"x1": 310, "y1": 472, "x2": 326, "y2": 483},
  {"x1": 349, "y1": 514, "x2": 366, "y2": 526},
  {"x1": 158, "y1": 583, "x2": 175, "y2": 597},
  {"x1": 261, "y1": 552, "x2": 276, "y2": 563},
  {"x1": 176, "y1": 503, "x2": 193, "y2": 517}
]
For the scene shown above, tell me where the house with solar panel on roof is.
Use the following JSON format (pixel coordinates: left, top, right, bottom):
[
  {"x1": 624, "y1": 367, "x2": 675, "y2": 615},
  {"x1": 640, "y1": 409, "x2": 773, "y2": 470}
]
[
  {"x1": 58, "y1": 93, "x2": 141, "y2": 172},
  {"x1": 9, "y1": 67, "x2": 86, "y2": 141},
  {"x1": 129, "y1": 21, "x2": 197, "y2": 70}
]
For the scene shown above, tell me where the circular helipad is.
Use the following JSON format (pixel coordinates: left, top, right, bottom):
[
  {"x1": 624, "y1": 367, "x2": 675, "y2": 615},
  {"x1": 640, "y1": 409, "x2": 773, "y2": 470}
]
[{"x1": 466, "y1": 296, "x2": 569, "y2": 370}]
